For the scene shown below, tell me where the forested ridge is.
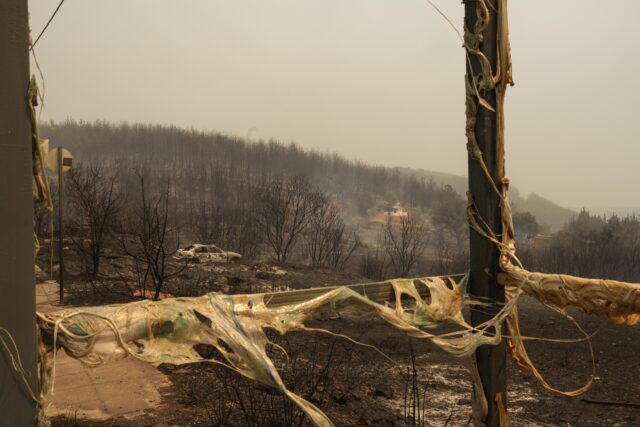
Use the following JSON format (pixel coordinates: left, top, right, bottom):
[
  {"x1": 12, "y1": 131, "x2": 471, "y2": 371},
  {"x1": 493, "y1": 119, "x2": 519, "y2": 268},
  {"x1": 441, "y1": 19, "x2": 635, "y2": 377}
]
[{"x1": 40, "y1": 120, "x2": 462, "y2": 215}]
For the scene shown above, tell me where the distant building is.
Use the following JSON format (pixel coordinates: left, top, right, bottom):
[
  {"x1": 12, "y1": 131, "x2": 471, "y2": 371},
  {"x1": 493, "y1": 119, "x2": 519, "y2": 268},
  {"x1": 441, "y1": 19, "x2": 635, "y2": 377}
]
[
  {"x1": 387, "y1": 202, "x2": 408, "y2": 218},
  {"x1": 368, "y1": 202, "x2": 409, "y2": 224}
]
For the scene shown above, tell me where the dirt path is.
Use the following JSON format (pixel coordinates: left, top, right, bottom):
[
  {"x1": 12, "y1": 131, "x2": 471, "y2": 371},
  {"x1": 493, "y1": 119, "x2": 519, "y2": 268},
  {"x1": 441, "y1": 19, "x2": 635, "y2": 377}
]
[{"x1": 38, "y1": 282, "x2": 170, "y2": 422}]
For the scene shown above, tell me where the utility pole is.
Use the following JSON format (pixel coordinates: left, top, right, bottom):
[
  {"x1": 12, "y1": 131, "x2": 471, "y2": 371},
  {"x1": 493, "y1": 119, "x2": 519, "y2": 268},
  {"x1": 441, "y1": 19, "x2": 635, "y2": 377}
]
[
  {"x1": 465, "y1": 1, "x2": 508, "y2": 426},
  {"x1": 46, "y1": 147, "x2": 72, "y2": 303},
  {"x1": 58, "y1": 148, "x2": 65, "y2": 303},
  {"x1": 0, "y1": 0, "x2": 39, "y2": 423}
]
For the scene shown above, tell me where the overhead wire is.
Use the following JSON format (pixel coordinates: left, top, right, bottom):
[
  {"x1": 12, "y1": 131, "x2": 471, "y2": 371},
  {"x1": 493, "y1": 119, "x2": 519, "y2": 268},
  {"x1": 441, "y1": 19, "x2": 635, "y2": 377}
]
[
  {"x1": 423, "y1": 0, "x2": 463, "y2": 42},
  {"x1": 31, "y1": 0, "x2": 66, "y2": 50}
]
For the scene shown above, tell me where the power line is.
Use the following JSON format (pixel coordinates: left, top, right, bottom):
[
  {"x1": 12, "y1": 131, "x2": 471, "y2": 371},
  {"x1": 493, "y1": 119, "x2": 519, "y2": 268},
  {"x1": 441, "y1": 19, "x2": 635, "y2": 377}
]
[{"x1": 31, "y1": 0, "x2": 66, "y2": 50}]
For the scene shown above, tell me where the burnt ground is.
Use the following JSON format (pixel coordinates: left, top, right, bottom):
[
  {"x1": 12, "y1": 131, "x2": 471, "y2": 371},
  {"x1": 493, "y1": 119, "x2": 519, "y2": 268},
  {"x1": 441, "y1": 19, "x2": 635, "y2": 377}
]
[{"x1": 48, "y1": 259, "x2": 640, "y2": 427}]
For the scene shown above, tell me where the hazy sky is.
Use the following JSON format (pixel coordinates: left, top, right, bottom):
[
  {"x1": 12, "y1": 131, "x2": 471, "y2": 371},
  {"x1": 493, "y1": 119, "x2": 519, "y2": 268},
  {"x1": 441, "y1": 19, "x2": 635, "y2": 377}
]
[{"x1": 29, "y1": 0, "x2": 639, "y2": 212}]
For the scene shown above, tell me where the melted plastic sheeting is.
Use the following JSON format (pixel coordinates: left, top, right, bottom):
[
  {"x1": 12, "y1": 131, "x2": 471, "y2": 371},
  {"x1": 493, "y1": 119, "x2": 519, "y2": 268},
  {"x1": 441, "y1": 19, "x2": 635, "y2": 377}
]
[
  {"x1": 38, "y1": 277, "x2": 510, "y2": 427},
  {"x1": 36, "y1": 273, "x2": 640, "y2": 426},
  {"x1": 499, "y1": 267, "x2": 639, "y2": 398},
  {"x1": 501, "y1": 269, "x2": 640, "y2": 326}
]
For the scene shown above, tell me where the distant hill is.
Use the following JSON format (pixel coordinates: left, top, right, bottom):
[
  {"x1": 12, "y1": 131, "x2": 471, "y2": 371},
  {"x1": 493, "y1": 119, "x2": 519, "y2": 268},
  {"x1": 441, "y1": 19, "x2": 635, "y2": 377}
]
[
  {"x1": 511, "y1": 192, "x2": 576, "y2": 232},
  {"x1": 40, "y1": 120, "x2": 575, "y2": 231},
  {"x1": 39, "y1": 120, "x2": 466, "y2": 218},
  {"x1": 394, "y1": 167, "x2": 468, "y2": 195},
  {"x1": 397, "y1": 168, "x2": 576, "y2": 231}
]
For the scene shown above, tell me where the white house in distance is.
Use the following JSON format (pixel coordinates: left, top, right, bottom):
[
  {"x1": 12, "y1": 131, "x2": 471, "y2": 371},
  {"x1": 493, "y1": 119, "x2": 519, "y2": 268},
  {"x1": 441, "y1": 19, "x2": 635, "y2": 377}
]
[{"x1": 386, "y1": 202, "x2": 408, "y2": 218}]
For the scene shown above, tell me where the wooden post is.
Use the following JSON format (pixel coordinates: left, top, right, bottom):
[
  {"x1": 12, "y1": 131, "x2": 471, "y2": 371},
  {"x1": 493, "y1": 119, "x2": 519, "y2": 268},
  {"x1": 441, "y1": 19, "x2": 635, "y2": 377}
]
[
  {"x1": 58, "y1": 147, "x2": 65, "y2": 303},
  {"x1": 465, "y1": 1, "x2": 507, "y2": 426},
  {"x1": 0, "y1": 0, "x2": 39, "y2": 423}
]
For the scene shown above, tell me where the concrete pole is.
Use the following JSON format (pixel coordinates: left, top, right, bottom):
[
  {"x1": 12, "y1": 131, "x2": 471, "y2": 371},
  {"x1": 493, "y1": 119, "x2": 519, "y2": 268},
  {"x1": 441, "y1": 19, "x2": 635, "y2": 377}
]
[{"x1": 0, "y1": 0, "x2": 39, "y2": 424}]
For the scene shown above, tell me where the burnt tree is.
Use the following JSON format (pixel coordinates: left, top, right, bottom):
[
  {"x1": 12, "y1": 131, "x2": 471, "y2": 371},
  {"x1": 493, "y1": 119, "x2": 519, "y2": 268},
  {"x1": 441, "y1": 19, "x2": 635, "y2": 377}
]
[
  {"x1": 67, "y1": 163, "x2": 120, "y2": 277},
  {"x1": 122, "y1": 172, "x2": 184, "y2": 300}
]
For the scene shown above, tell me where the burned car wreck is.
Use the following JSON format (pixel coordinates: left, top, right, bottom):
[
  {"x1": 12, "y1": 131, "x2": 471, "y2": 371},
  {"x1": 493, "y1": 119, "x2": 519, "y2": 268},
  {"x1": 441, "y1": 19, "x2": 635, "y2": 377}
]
[{"x1": 174, "y1": 243, "x2": 242, "y2": 263}]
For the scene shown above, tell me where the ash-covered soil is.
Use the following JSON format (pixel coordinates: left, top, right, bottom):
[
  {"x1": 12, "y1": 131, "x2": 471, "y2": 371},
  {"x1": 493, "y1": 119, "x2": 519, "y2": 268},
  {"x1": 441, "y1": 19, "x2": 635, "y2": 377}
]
[{"x1": 50, "y1": 260, "x2": 640, "y2": 427}]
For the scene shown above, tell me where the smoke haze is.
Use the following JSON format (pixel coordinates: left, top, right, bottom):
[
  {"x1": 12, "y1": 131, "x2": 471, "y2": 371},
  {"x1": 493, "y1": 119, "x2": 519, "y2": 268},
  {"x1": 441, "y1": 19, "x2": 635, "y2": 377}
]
[{"x1": 29, "y1": 0, "x2": 640, "y2": 212}]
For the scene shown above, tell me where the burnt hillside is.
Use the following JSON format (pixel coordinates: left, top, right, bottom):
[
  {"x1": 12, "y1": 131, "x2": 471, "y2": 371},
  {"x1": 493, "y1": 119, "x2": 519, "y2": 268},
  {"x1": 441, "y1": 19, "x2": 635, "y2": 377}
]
[{"x1": 40, "y1": 120, "x2": 465, "y2": 216}]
